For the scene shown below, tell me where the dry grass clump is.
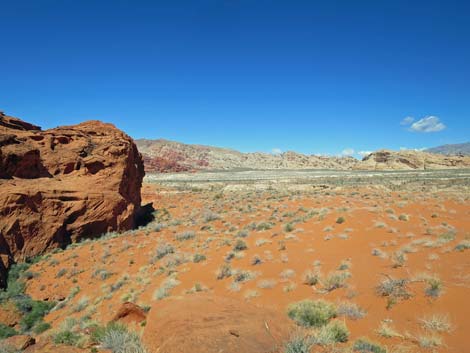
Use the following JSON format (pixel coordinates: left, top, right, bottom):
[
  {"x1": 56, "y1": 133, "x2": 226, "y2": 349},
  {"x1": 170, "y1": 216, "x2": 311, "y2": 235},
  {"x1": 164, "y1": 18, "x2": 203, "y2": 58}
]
[
  {"x1": 302, "y1": 270, "x2": 320, "y2": 286},
  {"x1": 233, "y1": 239, "x2": 247, "y2": 251},
  {"x1": 454, "y1": 239, "x2": 470, "y2": 252},
  {"x1": 153, "y1": 277, "x2": 180, "y2": 300},
  {"x1": 321, "y1": 271, "x2": 351, "y2": 291},
  {"x1": 151, "y1": 243, "x2": 174, "y2": 263},
  {"x1": 376, "y1": 277, "x2": 411, "y2": 299},
  {"x1": 353, "y1": 337, "x2": 386, "y2": 353},
  {"x1": 376, "y1": 321, "x2": 403, "y2": 338},
  {"x1": 419, "y1": 314, "x2": 452, "y2": 332},
  {"x1": 424, "y1": 276, "x2": 443, "y2": 297},
  {"x1": 337, "y1": 302, "x2": 366, "y2": 320},
  {"x1": 257, "y1": 279, "x2": 277, "y2": 289},
  {"x1": 216, "y1": 264, "x2": 232, "y2": 280},
  {"x1": 417, "y1": 333, "x2": 442, "y2": 349},
  {"x1": 175, "y1": 231, "x2": 195, "y2": 241},
  {"x1": 391, "y1": 251, "x2": 407, "y2": 268}
]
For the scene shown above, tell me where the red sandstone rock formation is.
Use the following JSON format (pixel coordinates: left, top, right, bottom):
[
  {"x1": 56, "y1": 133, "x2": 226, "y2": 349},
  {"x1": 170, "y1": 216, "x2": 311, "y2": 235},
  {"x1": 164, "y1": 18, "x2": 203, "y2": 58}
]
[
  {"x1": 142, "y1": 294, "x2": 293, "y2": 353},
  {"x1": 0, "y1": 112, "x2": 144, "y2": 285},
  {"x1": 111, "y1": 302, "x2": 147, "y2": 324}
]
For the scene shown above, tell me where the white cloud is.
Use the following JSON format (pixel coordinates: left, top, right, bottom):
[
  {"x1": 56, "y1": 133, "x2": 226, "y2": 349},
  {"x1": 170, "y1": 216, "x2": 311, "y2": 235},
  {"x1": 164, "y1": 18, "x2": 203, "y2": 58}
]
[
  {"x1": 271, "y1": 148, "x2": 282, "y2": 155},
  {"x1": 358, "y1": 150, "x2": 372, "y2": 157},
  {"x1": 401, "y1": 116, "x2": 414, "y2": 125},
  {"x1": 409, "y1": 116, "x2": 446, "y2": 133},
  {"x1": 341, "y1": 148, "x2": 355, "y2": 156},
  {"x1": 400, "y1": 146, "x2": 427, "y2": 151}
]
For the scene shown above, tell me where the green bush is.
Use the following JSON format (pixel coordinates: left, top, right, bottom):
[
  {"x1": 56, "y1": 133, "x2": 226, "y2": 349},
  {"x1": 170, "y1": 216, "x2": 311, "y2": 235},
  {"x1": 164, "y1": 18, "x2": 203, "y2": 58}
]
[
  {"x1": 193, "y1": 254, "x2": 206, "y2": 263},
  {"x1": 53, "y1": 330, "x2": 82, "y2": 346},
  {"x1": 323, "y1": 320, "x2": 349, "y2": 343},
  {"x1": 284, "y1": 223, "x2": 295, "y2": 232},
  {"x1": 0, "y1": 262, "x2": 53, "y2": 336},
  {"x1": 90, "y1": 322, "x2": 127, "y2": 344},
  {"x1": 287, "y1": 300, "x2": 337, "y2": 328},
  {"x1": 33, "y1": 321, "x2": 51, "y2": 334},
  {"x1": 20, "y1": 300, "x2": 55, "y2": 331},
  {"x1": 233, "y1": 240, "x2": 247, "y2": 251},
  {"x1": 0, "y1": 323, "x2": 17, "y2": 339},
  {"x1": 98, "y1": 322, "x2": 148, "y2": 353},
  {"x1": 336, "y1": 217, "x2": 345, "y2": 224},
  {"x1": 353, "y1": 337, "x2": 387, "y2": 353},
  {"x1": 284, "y1": 333, "x2": 313, "y2": 353}
]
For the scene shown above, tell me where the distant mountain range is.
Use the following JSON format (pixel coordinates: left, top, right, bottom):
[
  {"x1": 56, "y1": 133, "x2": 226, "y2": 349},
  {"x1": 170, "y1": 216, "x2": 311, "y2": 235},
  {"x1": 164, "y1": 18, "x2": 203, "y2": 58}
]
[
  {"x1": 425, "y1": 142, "x2": 470, "y2": 156},
  {"x1": 136, "y1": 139, "x2": 470, "y2": 172}
]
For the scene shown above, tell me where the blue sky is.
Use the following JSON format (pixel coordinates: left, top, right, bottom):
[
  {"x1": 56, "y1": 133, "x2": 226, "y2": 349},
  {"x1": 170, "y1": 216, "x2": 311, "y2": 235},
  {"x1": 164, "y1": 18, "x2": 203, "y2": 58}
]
[{"x1": 1, "y1": 0, "x2": 469, "y2": 157}]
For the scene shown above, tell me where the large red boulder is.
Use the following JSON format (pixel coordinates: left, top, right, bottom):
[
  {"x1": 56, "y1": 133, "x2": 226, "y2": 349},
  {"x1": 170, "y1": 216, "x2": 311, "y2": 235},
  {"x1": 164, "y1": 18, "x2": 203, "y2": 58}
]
[{"x1": 0, "y1": 112, "x2": 145, "y2": 285}]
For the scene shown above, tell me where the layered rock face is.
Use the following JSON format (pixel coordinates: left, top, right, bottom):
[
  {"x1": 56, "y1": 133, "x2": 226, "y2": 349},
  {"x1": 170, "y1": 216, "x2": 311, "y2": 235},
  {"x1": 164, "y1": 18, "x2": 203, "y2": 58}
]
[
  {"x1": 0, "y1": 112, "x2": 144, "y2": 285},
  {"x1": 354, "y1": 149, "x2": 470, "y2": 170},
  {"x1": 136, "y1": 138, "x2": 359, "y2": 172}
]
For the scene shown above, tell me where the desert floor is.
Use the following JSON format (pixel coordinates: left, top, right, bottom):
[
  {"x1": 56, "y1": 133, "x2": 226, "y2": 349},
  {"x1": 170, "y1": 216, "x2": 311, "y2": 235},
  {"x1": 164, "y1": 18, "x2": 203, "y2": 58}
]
[{"x1": 22, "y1": 175, "x2": 470, "y2": 353}]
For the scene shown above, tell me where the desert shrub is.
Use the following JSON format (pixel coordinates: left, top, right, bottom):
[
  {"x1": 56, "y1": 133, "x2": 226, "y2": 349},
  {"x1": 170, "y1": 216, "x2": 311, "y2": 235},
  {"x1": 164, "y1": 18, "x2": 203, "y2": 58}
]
[
  {"x1": 33, "y1": 321, "x2": 51, "y2": 334},
  {"x1": 53, "y1": 329, "x2": 82, "y2": 346},
  {"x1": 233, "y1": 270, "x2": 255, "y2": 283},
  {"x1": 72, "y1": 296, "x2": 89, "y2": 313},
  {"x1": 418, "y1": 334, "x2": 442, "y2": 348},
  {"x1": 315, "y1": 320, "x2": 349, "y2": 344},
  {"x1": 99, "y1": 322, "x2": 148, "y2": 353},
  {"x1": 251, "y1": 255, "x2": 262, "y2": 265},
  {"x1": 256, "y1": 222, "x2": 274, "y2": 231},
  {"x1": 216, "y1": 264, "x2": 232, "y2": 280},
  {"x1": 0, "y1": 263, "x2": 30, "y2": 301},
  {"x1": 302, "y1": 270, "x2": 319, "y2": 286},
  {"x1": 0, "y1": 323, "x2": 17, "y2": 339},
  {"x1": 193, "y1": 254, "x2": 206, "y2": 263},
  {"x1": 52, "y1": 318, "x2": 82, "y2": 346},
  {"x1": 336, "y1": 217, "x2": 345, "y2": 224},
  {"x1": 152, "y1": 243, "x2": 174, "y2": 262},
  {"x1": 438, "y1": 231, "x2": 456, "y2": 243},
  {"x1": 391, "y1": 251, "x2": 407, "y2": 268},
  {"x1": 454, "y1": 240, "x2": 470, "y2": 252},
  {"x1": 0, "y1": 262, "x2": 54, "y2": 335},
  {"x1": 233, "y1": 240, "x2": 247, "y2": 251},
  {"x1": 419, "y1": 314, "x2": 452, "y2": 332},
  {"x1": 376, "y1": 322, "x2": 401, "y2": 338},
  {"x1": 93, "y1": 268, "x2": 113, "y2": 280},
  {"x1": 398, "y1": 214, "x2": 409, "y2": 221},
  {"x1": 257, "y1": 279, "x2": 277, "y2": 289},
  {"x1": 202, "y1": 210, "x2": 220, "y2": 222},
  {"x1": 153, "y1": 277, "x2": 180, "y2": 300},
  {"x1": 376, "y1": 277, "x2": 411, "y2": 300},
  {"x1": 175, "y1": 231, "x2": 195, "y2": 241},
  {"x1": 284, "y1": 223, "x2": 295, "y2": 232},
  {"x1": 18, "y1": 299, "x2": 55, "y2": 331},
  {"x1": 56, "y1": 268, "x2": 67, "y2": 278},
  {"x1": 287, "y1": 300, "x2": 336, "y2": 328},
  {"x1": 353, "y1": 337, "x2": 386, "y2": 353},
  {"x1": 337, "y1": 302, "x2": 366, "y2": 320},
  {"x1": 425, "y1": 277, "x2": 443, "y2": 297},
  {"x1": 322, "y1": 271, "x2": 350, "y2": 291},
  {"x1": 236, "y1": 230, "x2": 249, "y2": 238},
  {"x1": 338, "y1": 261, "x2": 350, "y2": 270},
  {"x1": 284, "y1": 332, "x2": 313, "y2": 353}
]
